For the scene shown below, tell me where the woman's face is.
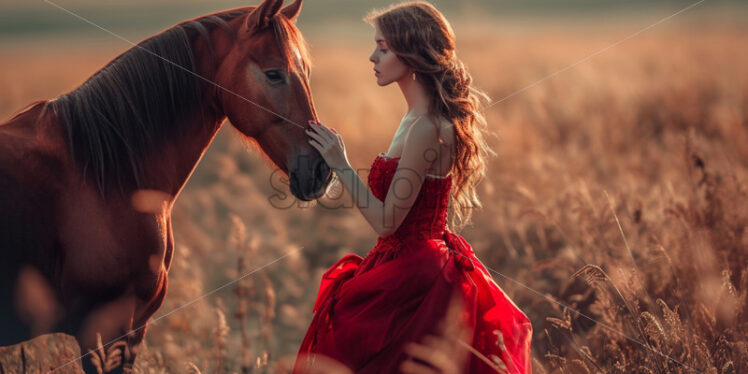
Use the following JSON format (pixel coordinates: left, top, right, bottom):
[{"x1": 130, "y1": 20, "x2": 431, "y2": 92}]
[{"x1": 369, "y1": 25, "x2": 410, "y2": 86}]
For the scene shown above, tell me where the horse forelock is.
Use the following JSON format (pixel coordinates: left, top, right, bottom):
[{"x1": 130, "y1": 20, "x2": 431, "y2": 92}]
[{"x1": 269, "y1": 14, "x2": 312, "y2": 74}]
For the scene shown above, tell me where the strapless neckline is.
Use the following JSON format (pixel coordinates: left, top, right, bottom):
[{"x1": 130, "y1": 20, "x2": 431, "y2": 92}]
[
  {"x1": 375, "y1": 152, "x2": 451, "y2": 179},
  {"x1": 377, "y1": 152, "x2": 400, "y2": 160}
]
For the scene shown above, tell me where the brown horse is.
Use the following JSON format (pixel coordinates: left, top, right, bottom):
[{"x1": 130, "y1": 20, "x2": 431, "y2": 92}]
[{"x1": 0, "y1": 0, "x2": 328, "y2": 372}]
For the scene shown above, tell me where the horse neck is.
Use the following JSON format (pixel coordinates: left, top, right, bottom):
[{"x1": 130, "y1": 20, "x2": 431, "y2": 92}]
[
  {"x1": 144, "y1": 107, "x2": 224, "y2": 201},
  {"x1": 140, "y1": 36, "x2": 227, "y2": 200}
]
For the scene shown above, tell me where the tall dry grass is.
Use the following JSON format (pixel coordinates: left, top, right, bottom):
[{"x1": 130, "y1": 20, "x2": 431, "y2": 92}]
[{"x1": 0, "y1": 21, "x2": 746, "y2": 373}]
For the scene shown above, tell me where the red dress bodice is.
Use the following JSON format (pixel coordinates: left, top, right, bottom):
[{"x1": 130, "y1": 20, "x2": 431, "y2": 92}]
[
  {"x1": 368, "y1": 153, "x2": 451, "y2": 239},
  {"x1": 294, "y1": 153, "x2": 533, "y2": 373},
  {"x1": 357, "y1": 153, "x2": 462, "y2": 273}
]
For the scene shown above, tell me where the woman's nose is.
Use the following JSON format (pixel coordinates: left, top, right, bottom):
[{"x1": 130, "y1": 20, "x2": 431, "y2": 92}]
[{"x1": 369, "y1": 53, "x2": 376, "y2": 63}]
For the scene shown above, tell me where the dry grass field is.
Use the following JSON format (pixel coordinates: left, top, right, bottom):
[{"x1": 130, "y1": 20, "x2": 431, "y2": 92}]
[{"x1": 0, "y1": 8, "x2": 746, "y2": 374}]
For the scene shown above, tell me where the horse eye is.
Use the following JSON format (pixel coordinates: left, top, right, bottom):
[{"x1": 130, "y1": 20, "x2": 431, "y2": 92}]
[{"x1": 264, "y1": 70, "x2": 284, "y2": 84}]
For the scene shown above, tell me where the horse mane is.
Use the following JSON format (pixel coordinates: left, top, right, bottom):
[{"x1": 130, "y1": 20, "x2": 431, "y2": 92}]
[{"x1": 47, "y1": 8, "x2": 310, "y2": 198}]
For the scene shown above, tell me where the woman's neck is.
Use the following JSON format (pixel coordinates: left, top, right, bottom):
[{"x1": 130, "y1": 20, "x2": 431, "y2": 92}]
[{"x1": 397, "y1": 73, "x2": 429, "y2": 115}]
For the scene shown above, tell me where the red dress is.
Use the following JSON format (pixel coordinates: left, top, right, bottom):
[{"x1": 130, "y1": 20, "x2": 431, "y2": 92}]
[{"x1": 293, "y1": 153, "x2": 533, "y2": 373}]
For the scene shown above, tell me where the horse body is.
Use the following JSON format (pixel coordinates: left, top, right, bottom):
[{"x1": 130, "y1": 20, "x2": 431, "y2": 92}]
[
  {"x1": 1, "y1": 101, "x2": 69, "y2": 343},
  {"x1": 0, "y1": 93, "x2": 211, "y2": 368},
  {"x1": 0, "y1": 0, "x2": 325, "y2": 372}
]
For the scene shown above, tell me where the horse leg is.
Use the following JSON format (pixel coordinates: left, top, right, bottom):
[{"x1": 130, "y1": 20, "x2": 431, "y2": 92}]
[
  {"x1": 75, "y1": 255, "x2": 169, "y2": 373},
  {"x1": 114, "y1": 269, "x2": 170, "y2": 373},
  {"x1": 76, "y1": 331, "x2": 133, "y2": 374},
  {"x1": 120, "y1": 269, "x2": 170, "y2": 373},
  {"x1": 74, "y1": 295, "x2": 138, "y2": 374},
  {"x1": 120, "y1": 322, "x2": 148, "y2": 374},
  {"x1": 77, "y1": 323, "x2": 146, "y2": 374}
]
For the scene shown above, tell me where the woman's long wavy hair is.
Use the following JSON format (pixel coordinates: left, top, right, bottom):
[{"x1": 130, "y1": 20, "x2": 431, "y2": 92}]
[{"x1": 365, "y1": 1, "x2": 496, "y2": 232}]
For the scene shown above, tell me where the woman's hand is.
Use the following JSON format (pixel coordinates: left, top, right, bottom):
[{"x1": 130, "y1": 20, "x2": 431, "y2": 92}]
[{"x1": 306, "y1": 120, "x2": 350, "y2": 170}]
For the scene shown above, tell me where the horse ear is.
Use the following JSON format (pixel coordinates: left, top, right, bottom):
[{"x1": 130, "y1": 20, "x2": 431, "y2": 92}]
[
  {"x1": 244, "y1": 0, "x2": 284, "y2": 33},
  {"x1": 281, "y1": 0, "x2": 302, "y2": 22}
]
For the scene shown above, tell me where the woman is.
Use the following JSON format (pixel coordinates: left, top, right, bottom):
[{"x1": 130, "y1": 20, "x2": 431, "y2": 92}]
[{"x1": 297, "y1": 2, "x2": 533, "y2": 373}]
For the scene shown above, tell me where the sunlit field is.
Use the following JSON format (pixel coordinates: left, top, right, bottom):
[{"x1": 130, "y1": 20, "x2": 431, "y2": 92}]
[{"x1": 1, "y1": 2, "x2": 747, "y2": 373}]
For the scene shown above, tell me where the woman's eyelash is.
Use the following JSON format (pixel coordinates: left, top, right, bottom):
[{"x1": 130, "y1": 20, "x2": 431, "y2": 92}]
[{"x1": 380, "y1": 48, "x2": 388, "y2": 53}]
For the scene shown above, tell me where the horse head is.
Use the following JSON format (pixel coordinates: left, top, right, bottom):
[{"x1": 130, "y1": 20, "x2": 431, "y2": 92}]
[{"x1": 215, "y1": 0, "x2": 331, "y2": 201}]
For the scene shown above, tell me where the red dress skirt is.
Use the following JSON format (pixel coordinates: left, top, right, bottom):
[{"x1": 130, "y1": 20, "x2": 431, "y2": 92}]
[{"x1": 293, "y1": 154, "x2": 533, "y2": 373}]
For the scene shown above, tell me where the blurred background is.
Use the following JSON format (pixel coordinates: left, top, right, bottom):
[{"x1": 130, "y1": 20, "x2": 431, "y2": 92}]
[{"x1": 1, "y1": 0, "x2": 747, "y2": 372}]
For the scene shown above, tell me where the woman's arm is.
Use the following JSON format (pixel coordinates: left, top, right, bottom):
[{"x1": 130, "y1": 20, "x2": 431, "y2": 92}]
[
  {"x1": 327, "y1": 117, "x2": 439, "y2": 237},
  {"x1": 332, "y1": 164, "x2": 388, "y2": 236}
]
